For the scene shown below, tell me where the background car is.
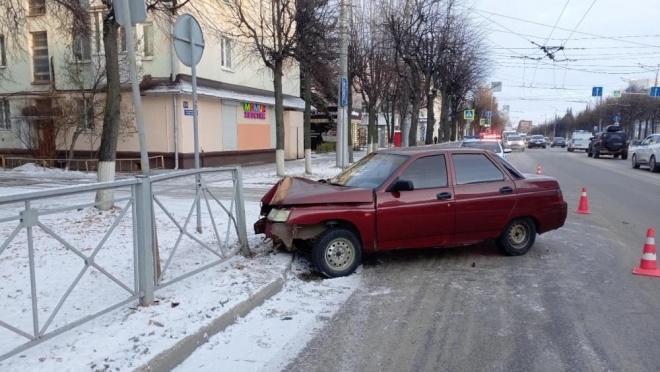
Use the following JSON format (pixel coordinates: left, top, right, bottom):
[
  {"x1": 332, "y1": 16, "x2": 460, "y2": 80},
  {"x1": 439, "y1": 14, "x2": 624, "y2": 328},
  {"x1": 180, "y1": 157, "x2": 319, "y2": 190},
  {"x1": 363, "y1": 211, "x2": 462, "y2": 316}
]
[
  {"x1": 505, "y1": 135, "x2": 525, "y2": 152},
  {"x1": 551, "y1": 137, "x2": 566, "y2": 148},
  {"x1": 568, "y1": 130, "x2": 593, "y2": 152},
  {"x1": 528, "y1": 135, "x2": 547, "y2": 149},
  {"x1": 544, "y1": 136, "x2": 551, "y2": 145},
  {"x1": 587, "y1": 125, "x2": 628, "y2": 159},
  {"x1": 460, "y1": 139, "x2": 512, "y2": 159},
  {"x1": 631, "y1": 133, "x2": 660, "y2": 171}
]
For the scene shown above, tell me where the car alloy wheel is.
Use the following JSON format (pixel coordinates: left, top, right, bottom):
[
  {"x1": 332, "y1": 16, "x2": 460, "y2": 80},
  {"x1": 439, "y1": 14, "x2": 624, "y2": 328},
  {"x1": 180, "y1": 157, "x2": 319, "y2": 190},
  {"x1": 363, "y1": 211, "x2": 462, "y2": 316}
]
[
  {"x1": 312, "y1": 228, "x2": 362, "y2": 278},
  {"x1": 497, "y1": 217, "x2": 537, "y2": 256},
  {"x1": 632, "y1": 154, "x2": 640, "y2": 169}
]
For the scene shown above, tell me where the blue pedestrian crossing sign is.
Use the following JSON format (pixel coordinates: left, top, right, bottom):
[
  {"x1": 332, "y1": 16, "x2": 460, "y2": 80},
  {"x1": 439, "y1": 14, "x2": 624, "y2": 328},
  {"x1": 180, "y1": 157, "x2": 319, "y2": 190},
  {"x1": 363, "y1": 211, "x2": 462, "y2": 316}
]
[
  {"x1": 613, "y1": 115, "x2": 621, "y2": 123},
  {"x1": 592, "y1": 87, "x2": 603, "y2": 97},
  {"x1": 612, "y1": 90, "x2": 622, "y2": 98},
  {"x1": 464, "y1": 109, "x2": 475, "y2": 120},
  {"x1": 485, "y1": 110, "x2": 492, "y2": 118},
  {"x1": 650, "y1": 87, "x2": 660, "y2": 97}
]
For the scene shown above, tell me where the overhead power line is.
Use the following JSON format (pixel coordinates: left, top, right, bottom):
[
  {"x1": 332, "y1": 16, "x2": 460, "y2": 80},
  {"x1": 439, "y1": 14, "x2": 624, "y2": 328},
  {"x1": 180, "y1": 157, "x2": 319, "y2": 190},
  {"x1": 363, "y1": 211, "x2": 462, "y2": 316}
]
[{"x1": 564, "y1": 0, "x2": 597, "y2": 44}]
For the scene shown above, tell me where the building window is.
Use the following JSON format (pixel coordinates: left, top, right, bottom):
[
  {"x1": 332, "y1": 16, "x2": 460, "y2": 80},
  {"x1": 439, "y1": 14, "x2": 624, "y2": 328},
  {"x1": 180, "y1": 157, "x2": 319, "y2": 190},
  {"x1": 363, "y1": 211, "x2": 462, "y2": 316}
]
[
  {"x1": 28, "y1": 0, "x2": 46, "y2": 16},
  {"x1": 221, "y1": 38, "x2": 232, "y2": 69},
  {"x1": 77, "y1": 98, "x2": 95, "y2": 130},
  {"x1": 31, "y1": 31, "x2": 50, "y2": 83},
  {"x1": 143, "y1": 23, "x2": 154, "y2": 57},
  {"x1": 0, "y1": 35, "x2": 6, "y2": 67},
  {"x1": 0, "y1": 100, "x2": 10, "y2": 130},
  {"x1": 93, "y1": 11, "x2": 102, "y2": 54},
  {"x1": 72, "y1": 26, "x2": 92, "y2": 61}
]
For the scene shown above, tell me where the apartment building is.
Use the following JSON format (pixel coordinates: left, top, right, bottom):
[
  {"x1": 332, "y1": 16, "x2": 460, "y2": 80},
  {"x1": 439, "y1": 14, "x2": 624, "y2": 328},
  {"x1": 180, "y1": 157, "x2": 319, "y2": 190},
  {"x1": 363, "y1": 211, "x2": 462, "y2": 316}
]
[{"x1": 0, "y1": 0, "x2": 305, "y2": 168}]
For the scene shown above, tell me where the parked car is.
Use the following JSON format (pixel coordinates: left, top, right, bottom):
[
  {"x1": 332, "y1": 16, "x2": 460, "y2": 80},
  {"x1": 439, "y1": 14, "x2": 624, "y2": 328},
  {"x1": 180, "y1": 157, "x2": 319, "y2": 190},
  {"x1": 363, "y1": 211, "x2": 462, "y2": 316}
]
[
  {"x1": 631, "y1": 133, "x2": 660, "y2": 172},
  {"x1": 460, "y1": 139, "x2": 512, "y2": 159},
  {"x1": 568, "y1": 130, "x2": 593, "y2": 152},
  {"x1": 254, "y1": 148, "x2": 568, "y2": 277},
  {"x1": 587, "y1": 125, "x2": 629, "y2": 159},
  {"x1": 505, "y1": 135, "x2": 525, "y2": 152},
  {"x1": 550, "y1": 137, "x2": 566, "y2": 148},
  {"x1": 528, "y1": 135, "x2": 547, "y2": 149}
]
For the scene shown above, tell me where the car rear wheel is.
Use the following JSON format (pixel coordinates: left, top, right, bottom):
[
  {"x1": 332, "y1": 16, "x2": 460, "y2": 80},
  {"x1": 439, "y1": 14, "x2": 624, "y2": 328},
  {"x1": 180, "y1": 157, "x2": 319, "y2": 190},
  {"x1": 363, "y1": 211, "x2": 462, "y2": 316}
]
[
  {"x1": 650, "y1": 156, "x2": 660, "y2": 173},
  {"x1": 587, "y1": 149, "x2": 593, "y2": 157},
  {"x1": 621, "y1": 152, "x2": 628, "y2": 160},
  {"x1": 312, "y1": 228, "x2": 362, "y2": 278},
  {"x1": 594, "y1": 149, "x2": 600, "y2": 158},
  {"x1": 632, "y1": 154, "x2": 640, "y2": 169},
  {"x1": 497, "y1": 218, "x2": 537, "y2": 256}
]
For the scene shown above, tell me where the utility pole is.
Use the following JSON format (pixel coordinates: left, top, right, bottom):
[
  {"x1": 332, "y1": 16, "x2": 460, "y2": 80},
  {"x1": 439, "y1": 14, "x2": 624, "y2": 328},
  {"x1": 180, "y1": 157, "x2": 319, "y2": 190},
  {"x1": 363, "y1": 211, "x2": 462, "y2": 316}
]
[{"x1": 336, "y1": 0, "x2": 349, "y2": 169}]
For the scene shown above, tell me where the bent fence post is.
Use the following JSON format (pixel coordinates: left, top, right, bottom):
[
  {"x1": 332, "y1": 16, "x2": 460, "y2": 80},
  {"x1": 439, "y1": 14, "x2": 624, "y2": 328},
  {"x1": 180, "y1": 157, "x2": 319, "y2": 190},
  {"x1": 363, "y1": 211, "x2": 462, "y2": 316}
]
[{"x1": 233, "y1": 166, "x2": 250, "y2": 256}]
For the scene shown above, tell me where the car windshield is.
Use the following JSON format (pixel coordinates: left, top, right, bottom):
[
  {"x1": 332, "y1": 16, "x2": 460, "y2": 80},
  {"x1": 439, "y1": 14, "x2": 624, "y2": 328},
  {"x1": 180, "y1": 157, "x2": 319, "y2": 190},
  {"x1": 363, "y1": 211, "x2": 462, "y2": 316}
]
[
  {"x1": 508, "y1": 136, "x2": 522, "y2": 141},
  {"x1": 554, "y1": 137, "x2": 564, "y2": 141},
  {"x1": 531, "y1": 135, "x2": 544, "y2": 140},
  {"x1": 460, "y1": 141, "x2": 501, "y2": 152},
  {"x1": 329, "y1": 152, "x2": 408, "y2": 189}
]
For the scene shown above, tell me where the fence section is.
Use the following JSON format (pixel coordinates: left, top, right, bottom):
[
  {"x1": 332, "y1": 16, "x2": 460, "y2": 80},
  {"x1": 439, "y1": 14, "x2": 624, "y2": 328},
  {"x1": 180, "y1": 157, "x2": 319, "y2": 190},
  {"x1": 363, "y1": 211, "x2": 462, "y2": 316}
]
[
  {"x1": 0, "y1": 167, "x2": 248, "y2": 361},
  {"x1": 0, "y1": 155, "x2": 165, "y2": 172}
]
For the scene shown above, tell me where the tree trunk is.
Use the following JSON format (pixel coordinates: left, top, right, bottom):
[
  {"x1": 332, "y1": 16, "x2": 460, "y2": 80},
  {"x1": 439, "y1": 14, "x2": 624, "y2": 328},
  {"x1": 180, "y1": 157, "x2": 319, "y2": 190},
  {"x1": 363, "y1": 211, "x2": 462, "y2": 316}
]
[
  {"x1": 409, "y1": 95, "x2": 420, "y2": 147},
  {"x1": 303, "y1": 64, "x2": 312, "y2": 174},
  {"x1": 644, "y1": 119, "x2": 649, "y2": 138},
  {"x1": 439, "y1": 91, "x2": 451, "y2": 142},
  {"x1": 390, "y1": 99, "x2": 396, "y2": 145},
  {"x1": 273, "y1": 60, "x2": 286, "y2": 177},
  {"x1": 65, "y1": 129, "x2": 82, "y2": 171},
  {"x1": 425, "y1": 93, "x2": 436, "y2": 145},
  {"x1": 367, "y1": 103, "x2": 375, "y2": 154},
  {"x1": 95, "y1": 19, "x2": 121, "y2": 211},
  {"x1": 400, "y1": 103, "x2": 410, "y2": 147}
]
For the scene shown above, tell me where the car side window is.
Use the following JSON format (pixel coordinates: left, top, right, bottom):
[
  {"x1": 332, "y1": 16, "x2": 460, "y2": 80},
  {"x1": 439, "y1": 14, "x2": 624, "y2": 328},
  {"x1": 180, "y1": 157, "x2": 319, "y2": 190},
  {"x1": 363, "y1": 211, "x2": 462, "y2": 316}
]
[
  {"x1": 642, "y1": 136, "x2": 653, "y2": 146},
  {"x1": 398, "y1": 155, "x2": 448, "y2": 189},
  {"x1": 452, "y1": 154, "x2": 505, "y2": 185},
  {"x1": 494, "y1": 156, "x2": 524, "y2": 180}
]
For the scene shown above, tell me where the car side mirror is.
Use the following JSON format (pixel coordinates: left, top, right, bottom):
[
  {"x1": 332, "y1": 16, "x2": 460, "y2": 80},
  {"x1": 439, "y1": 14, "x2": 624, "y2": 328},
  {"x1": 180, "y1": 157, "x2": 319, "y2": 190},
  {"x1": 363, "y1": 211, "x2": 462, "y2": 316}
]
[
  {"x1": 503, "y1": 148, "x2": 512, "y2": 153},
  {"x1": 387, "y1": 179, "x2": 414, "y2": 192}
]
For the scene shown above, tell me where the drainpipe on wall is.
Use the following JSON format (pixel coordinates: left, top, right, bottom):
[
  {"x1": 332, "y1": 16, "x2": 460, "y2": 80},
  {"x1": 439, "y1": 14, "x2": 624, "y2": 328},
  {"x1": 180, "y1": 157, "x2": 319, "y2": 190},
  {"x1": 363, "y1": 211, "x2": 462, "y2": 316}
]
[{"x1": 173, "y1": 94, "x2": 178, "y2": 169}]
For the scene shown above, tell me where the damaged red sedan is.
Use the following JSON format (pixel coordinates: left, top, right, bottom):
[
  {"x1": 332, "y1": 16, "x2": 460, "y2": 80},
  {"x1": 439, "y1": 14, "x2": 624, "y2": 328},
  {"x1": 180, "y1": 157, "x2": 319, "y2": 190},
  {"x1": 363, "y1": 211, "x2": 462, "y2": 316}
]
[{"x1": 254, "y1": 147, "x2": 568, "y2": 278}]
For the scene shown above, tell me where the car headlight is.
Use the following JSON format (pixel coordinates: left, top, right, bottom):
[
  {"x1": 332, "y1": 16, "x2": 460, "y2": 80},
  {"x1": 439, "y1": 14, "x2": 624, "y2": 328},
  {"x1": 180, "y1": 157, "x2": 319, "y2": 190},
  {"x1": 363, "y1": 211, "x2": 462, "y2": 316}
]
[{"x1": 267, "y1": 208, "x2": 291, "y2": 222}]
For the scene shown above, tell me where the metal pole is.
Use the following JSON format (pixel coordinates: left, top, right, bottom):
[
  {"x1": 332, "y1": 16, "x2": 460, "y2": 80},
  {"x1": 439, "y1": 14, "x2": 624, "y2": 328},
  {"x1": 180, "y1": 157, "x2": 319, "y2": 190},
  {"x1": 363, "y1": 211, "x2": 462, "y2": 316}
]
[
  {"x1": 135, "y1": 176, "x2": 154, "y2": 306},
  {"x1": 190, "y1": 18, "x2": 202, "y2": 233},
  {"x1": 120, "y1": 0, "x2": 150, "y2": 174},
  {"x1": 337, "y1": 0, "x2": 349, "y2": 168}
]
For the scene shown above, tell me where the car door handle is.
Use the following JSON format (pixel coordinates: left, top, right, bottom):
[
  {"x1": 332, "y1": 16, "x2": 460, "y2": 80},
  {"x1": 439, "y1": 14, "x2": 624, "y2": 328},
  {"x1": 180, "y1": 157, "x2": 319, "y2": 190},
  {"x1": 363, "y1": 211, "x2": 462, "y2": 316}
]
[
  {"x1": 437, "y1": 192, "x2": 452, "y2": 200},
  {"x1": 499, "y1": 186, "x2": 513, "y2": 194}
]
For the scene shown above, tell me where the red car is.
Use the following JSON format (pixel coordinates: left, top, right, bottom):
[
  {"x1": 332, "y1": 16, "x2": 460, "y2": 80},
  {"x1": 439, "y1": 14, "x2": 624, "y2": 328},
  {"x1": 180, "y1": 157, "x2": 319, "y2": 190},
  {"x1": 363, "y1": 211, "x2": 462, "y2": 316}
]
[{"x1": 255, "y1": 147, "x2": 567, "y2": 278}]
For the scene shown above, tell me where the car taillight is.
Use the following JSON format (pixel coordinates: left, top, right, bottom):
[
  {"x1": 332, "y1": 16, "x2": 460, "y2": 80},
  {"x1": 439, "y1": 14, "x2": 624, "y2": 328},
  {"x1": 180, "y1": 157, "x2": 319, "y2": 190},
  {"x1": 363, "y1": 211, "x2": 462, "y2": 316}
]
[
  {"x1": 597, "y1": 139, "x2": 602, "y2": 145},
  {"x1": 557, "y1": 189, "x2": 564, "y2": 202}
]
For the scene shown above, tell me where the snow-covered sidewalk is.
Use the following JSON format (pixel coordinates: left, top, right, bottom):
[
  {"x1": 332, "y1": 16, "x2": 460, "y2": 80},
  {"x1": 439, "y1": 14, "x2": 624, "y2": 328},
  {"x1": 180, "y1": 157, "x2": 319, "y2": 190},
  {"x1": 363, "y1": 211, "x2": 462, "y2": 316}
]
[{"x1": 0, "y1": 151, "x2": 365, "y2": 372}]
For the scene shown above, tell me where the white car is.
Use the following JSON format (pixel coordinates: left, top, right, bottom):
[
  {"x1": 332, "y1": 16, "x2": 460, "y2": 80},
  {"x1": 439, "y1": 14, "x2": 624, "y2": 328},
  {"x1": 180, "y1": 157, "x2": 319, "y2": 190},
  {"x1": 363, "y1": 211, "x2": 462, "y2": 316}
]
[
  {"x1": 568, "y1": 130, "x2": 593, "y2": 152},
  {"x1": 631, "y1": 134, "x2": 660, "y2": 172},
  {"x1": 460, "y1": 139, "x2": 512, "y2": 159},
  {"x1": 505, "y1": 135, "x2": 525, "y2": 152}
]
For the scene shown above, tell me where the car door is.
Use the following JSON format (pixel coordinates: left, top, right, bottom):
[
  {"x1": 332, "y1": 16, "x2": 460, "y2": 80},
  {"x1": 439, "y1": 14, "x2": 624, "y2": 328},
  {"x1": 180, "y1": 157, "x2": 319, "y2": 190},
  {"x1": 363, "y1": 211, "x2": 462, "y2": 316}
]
[
  {"x1": 650, "y1": 135, "x2": 660, "y2": 162},
  {"x1": 451, "y1": 152, "x2": 518, "y2": 243},
  {"x1": 376, "y1": 154, "x2": 455, "y2": 250},
  {"x1": 638, "y1": 135, "x2": 654, "y2": 163}
]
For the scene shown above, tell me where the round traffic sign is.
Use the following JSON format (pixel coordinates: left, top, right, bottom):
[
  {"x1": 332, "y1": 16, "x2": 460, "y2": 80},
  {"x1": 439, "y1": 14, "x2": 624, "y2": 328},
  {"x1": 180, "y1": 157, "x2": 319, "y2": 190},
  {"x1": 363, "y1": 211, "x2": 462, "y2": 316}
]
[{"x1": 173, "y1": 14, "x2": 205, "y2": 67}]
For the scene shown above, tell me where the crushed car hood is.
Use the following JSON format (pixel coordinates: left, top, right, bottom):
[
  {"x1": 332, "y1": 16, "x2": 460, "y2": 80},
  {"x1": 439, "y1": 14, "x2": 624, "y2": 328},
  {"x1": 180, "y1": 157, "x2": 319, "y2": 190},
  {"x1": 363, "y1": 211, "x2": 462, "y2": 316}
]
[{"x1": 261, "y1": 176, "x2": 373, "y2": 206}]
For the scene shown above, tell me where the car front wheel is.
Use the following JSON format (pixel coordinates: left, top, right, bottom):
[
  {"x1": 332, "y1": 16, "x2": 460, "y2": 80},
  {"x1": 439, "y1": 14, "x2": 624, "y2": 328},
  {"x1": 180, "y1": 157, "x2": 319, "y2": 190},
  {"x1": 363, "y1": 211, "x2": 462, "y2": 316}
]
[
  {"x1": 497, "y1": 217, "x2": 537, "y2": 256},
  {"x1": 650, "y1": 156, "x2": 660, "y2": 173},
  {"x1": 312, "y1": 228, "x2": 362, "y2": 278},
  {"x1": 632, "y1": 154, "x2": 640, "y2": 169}
]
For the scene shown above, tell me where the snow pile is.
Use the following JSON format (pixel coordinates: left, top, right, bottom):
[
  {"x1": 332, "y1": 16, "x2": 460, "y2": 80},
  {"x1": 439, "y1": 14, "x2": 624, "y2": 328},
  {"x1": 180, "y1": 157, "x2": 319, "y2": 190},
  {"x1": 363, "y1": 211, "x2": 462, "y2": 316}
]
[{"x1": 11, "y1": 163, "x2": 93, "y2": 179}]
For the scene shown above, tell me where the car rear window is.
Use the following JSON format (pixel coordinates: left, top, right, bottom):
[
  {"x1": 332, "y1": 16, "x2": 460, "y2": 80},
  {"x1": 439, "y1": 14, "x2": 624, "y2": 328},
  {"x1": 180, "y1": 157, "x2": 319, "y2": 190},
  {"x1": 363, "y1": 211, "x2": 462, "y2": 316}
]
[
  {"x1": 508, "y1": 136, "x2": 521, "y2": 141},
  {"x1": 460, "y1": 141, "x2": 501, "y2": 152},
  {"x1": 531, "y1": 135, "x2": 544, "y2": 140},
  {"x1": 494, "y1": 156, "x2": 524, "y2": 180},
  {"x1": 452, "y1": 154, "x2": 505, "y2": 185}
]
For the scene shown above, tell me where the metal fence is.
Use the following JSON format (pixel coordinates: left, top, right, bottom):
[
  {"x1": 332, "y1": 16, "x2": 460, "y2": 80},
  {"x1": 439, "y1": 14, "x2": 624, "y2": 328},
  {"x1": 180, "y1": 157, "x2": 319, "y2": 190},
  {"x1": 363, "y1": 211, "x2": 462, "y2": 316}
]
[
  {"x1": 0, "y1": 167, "x2": 248, "y2": 361},
  {"x1": 0, "y1": 155, "x2": 166, "y2": 172}
]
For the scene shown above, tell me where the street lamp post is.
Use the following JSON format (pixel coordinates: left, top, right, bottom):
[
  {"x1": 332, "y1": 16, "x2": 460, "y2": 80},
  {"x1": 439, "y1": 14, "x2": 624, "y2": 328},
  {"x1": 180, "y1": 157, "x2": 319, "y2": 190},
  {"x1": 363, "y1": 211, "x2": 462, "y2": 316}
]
[{"x1": 550, "y1": 106, "x2": 558, "y2": 137}]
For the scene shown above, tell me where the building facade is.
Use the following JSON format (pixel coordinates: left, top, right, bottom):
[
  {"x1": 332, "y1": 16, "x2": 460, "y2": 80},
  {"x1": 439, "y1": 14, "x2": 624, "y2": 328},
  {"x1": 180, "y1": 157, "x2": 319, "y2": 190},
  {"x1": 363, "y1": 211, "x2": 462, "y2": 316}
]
[{"x1": 0, "y1": 1, "x2": 304, "y2": 169}]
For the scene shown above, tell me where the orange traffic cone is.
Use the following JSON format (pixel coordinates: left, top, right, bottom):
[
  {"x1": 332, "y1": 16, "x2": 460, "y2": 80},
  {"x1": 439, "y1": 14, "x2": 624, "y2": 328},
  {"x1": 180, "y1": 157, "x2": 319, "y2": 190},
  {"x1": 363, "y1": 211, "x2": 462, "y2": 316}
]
[
  {"x1": 633, "y1": 228, "x2": 660, "y2": 277},
  {"x1": 536, "y1": 165, "x2": 542, "y2": 175},
  {"x1": 575, "y1": 187, "x2": 591, "y2": 214}
]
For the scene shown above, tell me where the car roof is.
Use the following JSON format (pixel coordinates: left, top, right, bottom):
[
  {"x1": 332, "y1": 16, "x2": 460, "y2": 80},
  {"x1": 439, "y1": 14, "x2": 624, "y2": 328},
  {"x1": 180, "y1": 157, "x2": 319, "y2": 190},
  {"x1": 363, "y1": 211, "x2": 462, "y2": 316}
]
[{"x1": 376, "y1": 146, "x2": 493, "y2": 156}]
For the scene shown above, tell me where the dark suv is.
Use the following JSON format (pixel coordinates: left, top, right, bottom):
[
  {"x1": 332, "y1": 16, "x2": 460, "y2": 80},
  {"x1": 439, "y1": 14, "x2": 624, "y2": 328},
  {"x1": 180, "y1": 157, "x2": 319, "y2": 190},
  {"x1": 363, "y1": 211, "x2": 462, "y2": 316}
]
[
  {"x1": 587, "y1": 125, "x2": 629, "y2": 159},
  {"x1": 528, "y1": 135, "x2": 547, "y2": 149}
]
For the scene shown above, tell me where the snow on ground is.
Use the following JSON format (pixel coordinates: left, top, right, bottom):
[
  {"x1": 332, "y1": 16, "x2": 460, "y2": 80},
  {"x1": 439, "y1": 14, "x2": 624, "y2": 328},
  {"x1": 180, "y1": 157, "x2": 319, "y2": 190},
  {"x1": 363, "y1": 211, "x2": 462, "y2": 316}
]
[{"x1": 0, "y1": 151, "x2": 365, "y2": 372}]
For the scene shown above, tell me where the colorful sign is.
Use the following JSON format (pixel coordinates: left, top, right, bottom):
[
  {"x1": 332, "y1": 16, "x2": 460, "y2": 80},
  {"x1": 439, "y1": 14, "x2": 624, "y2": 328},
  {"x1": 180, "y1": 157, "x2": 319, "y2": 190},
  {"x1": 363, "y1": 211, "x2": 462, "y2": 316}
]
[{"x1": 243, "y1": 102, "x2": 266, "y2": 119}]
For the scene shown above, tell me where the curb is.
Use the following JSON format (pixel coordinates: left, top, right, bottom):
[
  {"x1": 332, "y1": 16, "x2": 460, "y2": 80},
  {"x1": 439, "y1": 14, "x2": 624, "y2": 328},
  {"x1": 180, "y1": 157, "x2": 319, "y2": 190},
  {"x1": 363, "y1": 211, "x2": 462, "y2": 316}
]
[{"x1": 134, "y1": 257, "x2": 293, "y2": 372}]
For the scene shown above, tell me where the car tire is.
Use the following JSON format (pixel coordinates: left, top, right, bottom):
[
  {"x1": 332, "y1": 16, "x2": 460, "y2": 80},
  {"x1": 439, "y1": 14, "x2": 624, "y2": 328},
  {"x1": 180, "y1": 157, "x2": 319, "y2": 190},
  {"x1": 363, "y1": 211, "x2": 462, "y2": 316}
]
[
  {"x1": 587, "y1": 149, "x2": 593, "y2": 157},
  {"x1": 497, "y1": 217, "x2": 537, "y2": 256},
  {"x1": 621, "y1": 152, "x2": 628, "y2": 160},
  {"x1": 594, "y1": 149, "x2": 600, "y2": 158},
  {"x1": 632, "y1": 154, "x2": 640, "y2": 169},
  {"x1": 650, "y1": 156, "x2": 660, "y2": 173},
  {"x1": 312, "y1": 228, "x2": 362, "y2": 278}
]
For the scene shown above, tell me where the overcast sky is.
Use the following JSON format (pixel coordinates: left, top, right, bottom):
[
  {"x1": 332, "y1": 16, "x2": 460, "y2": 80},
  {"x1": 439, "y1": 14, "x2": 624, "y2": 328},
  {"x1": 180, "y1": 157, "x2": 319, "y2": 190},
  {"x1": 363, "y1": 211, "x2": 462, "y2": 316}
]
[{"x1": 465, "y1": 0, "x2": 660, "y2": 127}]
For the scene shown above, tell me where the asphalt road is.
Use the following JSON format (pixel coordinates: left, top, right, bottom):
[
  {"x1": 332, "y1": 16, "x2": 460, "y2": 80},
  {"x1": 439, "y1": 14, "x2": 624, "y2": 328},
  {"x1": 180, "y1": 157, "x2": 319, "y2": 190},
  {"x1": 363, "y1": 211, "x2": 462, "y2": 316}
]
[{"x1": 283, "y1": 147, "x2": 660, "y2": 372}]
